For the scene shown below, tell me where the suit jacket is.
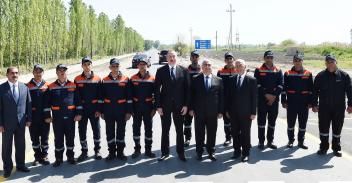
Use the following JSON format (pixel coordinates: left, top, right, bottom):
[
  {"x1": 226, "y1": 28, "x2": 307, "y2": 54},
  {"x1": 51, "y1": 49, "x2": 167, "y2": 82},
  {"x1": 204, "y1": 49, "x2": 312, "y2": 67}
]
[
  {"x1": 190, "y1": 73, "x2": 224, "y2": 117},
  {"x1": 0, "y1": 81, "x2": 32, "y2": 131},
  {"x1": 226, "y1": 74, "x2": 257, "y2": 119},
  {"x1": 154, "y1": 64, "x2": 190, "y2": 111}
]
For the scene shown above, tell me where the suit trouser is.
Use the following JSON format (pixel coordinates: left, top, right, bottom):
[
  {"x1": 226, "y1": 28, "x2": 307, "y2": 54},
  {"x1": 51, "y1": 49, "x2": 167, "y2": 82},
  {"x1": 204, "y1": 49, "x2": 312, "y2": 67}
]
[
  {"x1": 183, "y1": 113, "x2": 193, "y2": 140},
  {"x1": 29, "y1": 115, "x2": 50, "y2": 160},
  {"x1": 105, "y1": 114, "x2": 126, "y2": 155},
  {"x1": 2, "y1": 124, "x2": 25, "y2": 172},
  {"x1": 318, "y1": 105, "x2": 345, "y2": 152},
  {"x1": 52, "y1": 117, "x2": 75, "y2": 160},
  {"x1": 257, "y1": 100, "x2": 278, "y2": 144},
  {"x1": 286, "y1": 102, "x2": 308, "y2": 143},
  {"x1": 133, "y1": 110, "x2": 153, "y2": 151},
  {"x1": 161, "y1": 103, "x2": 185, "y2": 155},
  {"x1": 78, "y1": 111, "x2": 101, "y2": 153},
  {"x1": 231, "y1": 114, "x2": 252, "y2": 156},
  {"x1": 223, "y1": 115, "x2": 232, "y2": 140},
  {"x1": 194, "y1": 114, "x2": 218, "y2": 155}
]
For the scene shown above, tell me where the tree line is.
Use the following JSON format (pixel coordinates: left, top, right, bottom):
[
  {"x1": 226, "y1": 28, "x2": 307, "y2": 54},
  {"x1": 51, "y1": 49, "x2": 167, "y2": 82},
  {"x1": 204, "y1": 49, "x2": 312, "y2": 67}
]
[{"x1": 0, "y1": 0, "x2": 144, "y2": 70}]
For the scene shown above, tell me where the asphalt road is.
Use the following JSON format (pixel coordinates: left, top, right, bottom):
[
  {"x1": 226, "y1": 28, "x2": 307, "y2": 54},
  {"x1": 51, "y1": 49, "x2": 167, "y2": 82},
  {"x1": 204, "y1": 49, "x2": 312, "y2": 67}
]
[{"x1": 1, "y1": 49, "x2": 352, "y2": 183}]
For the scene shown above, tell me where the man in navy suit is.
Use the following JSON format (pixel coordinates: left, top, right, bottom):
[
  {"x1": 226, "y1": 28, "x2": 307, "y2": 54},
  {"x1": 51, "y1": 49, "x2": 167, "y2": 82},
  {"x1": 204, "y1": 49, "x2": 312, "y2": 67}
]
[{"x1": 0, "y1": 67, "x2": 32, "y2": 178}]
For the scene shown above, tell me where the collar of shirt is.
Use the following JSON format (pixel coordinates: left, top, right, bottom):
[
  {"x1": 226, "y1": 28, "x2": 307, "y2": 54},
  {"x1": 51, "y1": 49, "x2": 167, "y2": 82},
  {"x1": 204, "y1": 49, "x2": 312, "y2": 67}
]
[
  {"x1": 204, "y1": 73, "x2": 212, "y2": 82},
  {"x1": 8, "y1": 81, "x2": 19, "y2": 87},
  {"x1": 58, "y1": 80, "x2": 67, "y2": 86},
  {"x1": 83, "y1": 71, "x2": 93, "y2": 79},
  {"x1": 32, "y1": 79, "x2": 43, "y2": 87},
  {"x1": 168, "y1": 64, "x2": 176, "y2": 76}
]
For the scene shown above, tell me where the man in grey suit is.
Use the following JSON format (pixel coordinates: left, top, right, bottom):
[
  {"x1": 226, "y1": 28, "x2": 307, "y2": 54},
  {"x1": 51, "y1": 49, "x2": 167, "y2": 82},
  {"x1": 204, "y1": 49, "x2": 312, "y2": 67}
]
[{"x1": 0, "y1": 67, "x2": 32, "y2": 178}]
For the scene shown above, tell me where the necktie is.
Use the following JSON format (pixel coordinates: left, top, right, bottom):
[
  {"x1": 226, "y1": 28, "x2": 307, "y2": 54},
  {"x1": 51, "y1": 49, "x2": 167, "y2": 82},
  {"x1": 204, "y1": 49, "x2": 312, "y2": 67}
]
[
  {"x1": 171, "y1": 67, "x2": 176, "y2": 81},
  {"x1": 237, "y1": 76, "x2": 242, "y2": 89},
  {"x1": 205, "y1": 76, "x2": 210, "y2": 90},
  {"x1": 12, "y1": 84, "x2": 19, "y2": 103}
]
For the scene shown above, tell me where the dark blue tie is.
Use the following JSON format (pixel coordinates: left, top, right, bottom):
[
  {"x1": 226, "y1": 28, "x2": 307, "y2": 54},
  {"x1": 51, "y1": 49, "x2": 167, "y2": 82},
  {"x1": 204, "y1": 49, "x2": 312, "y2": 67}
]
[
  {"x1": 237, "y1": 76, "x2": 242, "y2": 90},
  {"x1": 205, "y1": 76, "x2": 210, "y2": 90},
  {"x1": 171, "y1": 67, "x2": 176, "y2": 81}
]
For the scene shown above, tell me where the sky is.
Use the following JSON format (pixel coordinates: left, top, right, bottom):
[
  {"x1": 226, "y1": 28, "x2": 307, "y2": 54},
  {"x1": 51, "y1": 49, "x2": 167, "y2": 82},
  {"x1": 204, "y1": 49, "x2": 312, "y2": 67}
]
[{"x1": 64, "y1": 0, "x2": 352, "y2": 45}]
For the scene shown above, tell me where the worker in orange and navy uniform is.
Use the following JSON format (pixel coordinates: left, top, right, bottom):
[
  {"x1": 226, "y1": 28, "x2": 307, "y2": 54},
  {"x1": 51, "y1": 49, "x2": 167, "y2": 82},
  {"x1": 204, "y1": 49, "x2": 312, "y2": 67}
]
[
  {"x1": 44, "y1": 64, "x2": 83, "y2": 167},
  {"x1": 281, "y1": 53, "x2": 313, "y2": 150},
  {"x1": 183, "y1": 50, "x2": 201, "y2": 147},
  {"x1": 130, "y1": 57, "x2": 157, "y2": 159},
  {"x1": 254, "y1": 50, "x2": 284, "y2": 150},
  {"x1": 101, "y1": 58, "x2": 133, "y2": 161},
  {"x1": 217, "y1": 52, "x2": 237, "y2": 146},
  {"x1": 74, "y1": 57, "x2": 103, "y2": 162},
  {"x1": 26, "y1": 64, "x2": 50, "y2": 166}
]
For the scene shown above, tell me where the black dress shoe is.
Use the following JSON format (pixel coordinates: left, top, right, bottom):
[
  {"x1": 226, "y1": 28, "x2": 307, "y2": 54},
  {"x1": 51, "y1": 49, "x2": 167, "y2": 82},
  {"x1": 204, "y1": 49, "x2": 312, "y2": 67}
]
[
  {"x1": 298, "y1": 142, "x2": 308, "y2": 150},
  {"x1": 16, "y1": 166, "x2": 30, "y2": 172},
  {"x1": 67, "y1": 158, "x2": 77, "y2": 165},
  {"x1": 145, "y1": 150, "x2": 156, "y2": 158},
  {"x1": 208, "y1": 154, "x2": 217, "y2": 161},
  {"x1": 94, "y1": 152, "x2": 102, "y2": 160},
  {"x1": 53, "y1": 159, "x2": 63, "y2": 167},
  {"x1": 178, "y1": 154, "x2": 187, "y2": 162},
  {"x1": 131, "y1": 150, "x2": 141, "y2": 159},
  {"x1": 267, "y1": 142, "x2": 278, "y2": 149},
  {"x1": 3, "y1": 171, "x2": 11, "y2": 178},
  {"x1": 196, "y1": 154, "x2": 202, "y2": 161},
  {"x1": 158, "y1": 154, "x2": 170, "y2": 161},
  {"x1": 286, "y1": 142, "x2": 294, "y2": 148},
  {"x1": 241, "y1": 156, "x2": 249, "y2": 162},
  {"x1": 258, "y1": 144, "x2": 265, "y2": 150},
  {"x1": 317, "y1": 149, "x2": 327, "y2": 155},
  {"x1": 39, "y1": 157, "x2": 50, "y2": 165},
  {"x1": 333, "y1": 151, "x2": 342, "y2": 157},
  {"x1": 116, "y1": 153, "x2": 128, "y2": 161},
  {"x1": 77, "y1": 152, "x2": 88, "y2": 162},
  {"x1": 223, "y1": 139, "x2": 232, "y2": 146},
  {"x1": 184, "y1": 140, "x2": 190, "y2": 147},
  {"x1": 105, "y1": 153, "x2": 116, "y2": 162},
  {"x1": 231, "y1": 152, "x2": 241, "y2": 159}
]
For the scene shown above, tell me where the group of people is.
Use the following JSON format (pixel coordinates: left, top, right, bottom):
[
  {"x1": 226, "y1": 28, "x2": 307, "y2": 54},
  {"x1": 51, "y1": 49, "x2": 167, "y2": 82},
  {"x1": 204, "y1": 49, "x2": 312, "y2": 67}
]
[{"x1": 0, "y1": 49, "x2": 351, "y2": 178}]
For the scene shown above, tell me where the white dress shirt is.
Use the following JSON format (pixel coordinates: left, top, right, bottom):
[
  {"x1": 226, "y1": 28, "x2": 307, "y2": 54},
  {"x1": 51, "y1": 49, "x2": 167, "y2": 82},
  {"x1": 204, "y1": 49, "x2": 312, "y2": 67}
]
[
  {"x1": 168, "y1": 64, "x2": 176, "y2": 78},
  {"x1": 237, "y1": 72, "x2": 246, "y2": 87},
  {"x1": 204, "y1": 74, "x2": 212, "y2": 89},
  {"x1": 8, "y1": 81, "x2": 19, "y2": 102}
]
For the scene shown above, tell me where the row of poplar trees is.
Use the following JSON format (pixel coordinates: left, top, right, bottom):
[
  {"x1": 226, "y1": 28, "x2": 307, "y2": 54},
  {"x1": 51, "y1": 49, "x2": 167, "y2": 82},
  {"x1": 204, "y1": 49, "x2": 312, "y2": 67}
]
[{"x1": 0, "y1": 0, "x2": 144, "y2": 69}]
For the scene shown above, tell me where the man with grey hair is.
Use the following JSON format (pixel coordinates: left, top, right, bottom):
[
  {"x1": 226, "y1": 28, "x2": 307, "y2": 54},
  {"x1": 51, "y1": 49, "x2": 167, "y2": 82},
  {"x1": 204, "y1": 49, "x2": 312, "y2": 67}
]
[
  {"x1": 226, "y1": 59, "x2": 257, "y2": 162},
  {"x1": 189, "y1": 58, "x2": 224, "y2": 161}
]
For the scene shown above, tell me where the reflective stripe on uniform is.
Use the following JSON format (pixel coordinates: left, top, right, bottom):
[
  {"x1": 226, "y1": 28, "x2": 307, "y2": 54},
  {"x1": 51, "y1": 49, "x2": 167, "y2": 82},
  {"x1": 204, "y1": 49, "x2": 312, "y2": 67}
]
[
  {"x1": 145, "y1": 137, "x2": 153, "y2": 141},
  {"x1": 133, "y1": 136, "x2": 140, "y2": 140},
  {"x1": 184, "y1": 125, "x2": 192, "y2": 129},
  {"x1": 299, "y1": 128, "x2": 306, "y2": 132},
  {"x1": 287, "y1": 127, "x2": 294, "y2": 131},
  {"x1": 320, "y1": 133, "x2": 329, "y2": 137},
  {"x1": 67, "y1": 146, "x2": 74, "y2": 150},
  {"x1": 333, "y1": 134, "x2": 341, "y2": 138},
  {"x1": 116, "y1": 139, "x2": 125, "y2": 143},
  {"x1": 107, "y1": 139, "x2": 115, "y2": 144},
  {"x1": 258, "y1": 125, "x2": 266, "y2": 128},
  {"x1": 55, "y1": 147, "x2": 65, "y2": 151}
]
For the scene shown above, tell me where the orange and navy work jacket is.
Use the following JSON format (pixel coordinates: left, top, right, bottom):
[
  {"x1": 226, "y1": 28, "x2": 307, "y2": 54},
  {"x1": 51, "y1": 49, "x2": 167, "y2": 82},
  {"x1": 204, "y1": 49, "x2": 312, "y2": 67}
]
[
  {"x1": 44, "y1": 80, "x2": 83, "y2": 119},
  {"x1": 281, "y1": 67, "x2": 313, "y2": 105},
  {"x1": 217, "y1": 65, "x2": 237, "y2": 90},
  {"x1": 101, "y1": 72, "x2": 133, "y2": 116},
  {"x1": 254, "y1": 64, "x2": 284, "y2": 101},
  {"x1": 188, "y1": 64, "x2": 201, "y2": 78},
  {"x1": 74, "y1": 72, "x2": 102, "y2": 113},
  {"x1": 130, "y1": 71, "x2": 156, "y2": 112},
  {"x1": 26, "y1": 79, "x2": 50, "y2": 120}
]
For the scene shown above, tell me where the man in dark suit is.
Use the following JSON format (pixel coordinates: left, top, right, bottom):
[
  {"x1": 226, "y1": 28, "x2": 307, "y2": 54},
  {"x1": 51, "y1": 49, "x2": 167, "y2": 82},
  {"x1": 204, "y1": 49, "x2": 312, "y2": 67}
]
[
  {"x1": 226, "y1": 59, "x2": 257, "y2": 162},
  {"x1": 189, "y1": 59, "x2": 224, "y2": 161},
  {"x1": 0, "y1": 67, "x2": 32, "y2": 178},
  {"x1": 155, "y1": 50, "x2": 190, "y2": 161}
]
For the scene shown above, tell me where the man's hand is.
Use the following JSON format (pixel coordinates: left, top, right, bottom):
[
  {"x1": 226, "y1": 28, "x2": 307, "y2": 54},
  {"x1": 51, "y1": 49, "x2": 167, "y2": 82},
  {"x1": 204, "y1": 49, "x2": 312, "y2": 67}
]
[
  {"x1": 181, "y1": 106, "x2": 188, "y2": 116},
  {"x1": 95, "y1": 111, "x2": 101, "y2": 118},
  {"x1": 218, "y1": 113, "x2": 223, "y2": 119},
  {"x1": 282, "y1": 103, "x2": 288, "y2": 109},
  {"x1": 308, "y1": 104, "x2": 312, "y2": 109},
  {"x1": 157, "y1": 108, "x2": 163, "y2": 116},
  {"x1": 312, "y1": 106, "x2": 319, "y2": 113},
  {"x1": 151, "y1": 110, "x2": 156, "y2": 117},
  {"x1": 74, "y1": 115, "x2": 82, "y2": 122},
  {"x1": 125, "y1": 113, "x2": 132, "y2": 121},
  {"x1": 0, "y1": 126, "x2": 4, "y2": 133},
  {"x1": 250, "y1": 115, "x2": 256, "y2": 120},
  {"x1": 226, "y1": 112, "x2": 230, "y2": 119},
  {"x1": 189, "y1": 110, "x2": 195, "y2": 117},
  {"x1": 347, "y1": 106, "x2": 352, "y2": 114},
  {"x1": 265, "y1": 94, "x2": 276, "y2": 106},
  {"x1": 26, "y1": 122, "x2": 31, "y2": 127},
  {"x1": 44, "y1": 118, "x2": 52, "y2": 123}
]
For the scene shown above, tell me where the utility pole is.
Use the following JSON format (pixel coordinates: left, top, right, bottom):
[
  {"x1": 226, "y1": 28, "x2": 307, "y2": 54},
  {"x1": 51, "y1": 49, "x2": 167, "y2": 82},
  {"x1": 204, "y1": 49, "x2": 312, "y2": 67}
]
[
  {"x1": 350, "y1": 29, "x2": 352, "y2": 45},
  {"x1": 189, "y1": 27, "x2": 193, "y2": 51},
  {"x1": 226, "y1": 4, "x2": 235, "y2": 51},
  {"x1": 216, "y1": 31, "x2": 218, "y2": 51},
  {"x1": 236, "y1": 29, "x2": 240, "y2": 50}
]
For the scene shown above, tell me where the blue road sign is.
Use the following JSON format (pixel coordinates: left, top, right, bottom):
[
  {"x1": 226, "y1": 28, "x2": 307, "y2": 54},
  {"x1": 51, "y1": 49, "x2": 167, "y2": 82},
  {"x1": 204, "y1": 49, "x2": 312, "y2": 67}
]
[{"x1": 195, "y1": 40, "x2": 211, "y2": 49}]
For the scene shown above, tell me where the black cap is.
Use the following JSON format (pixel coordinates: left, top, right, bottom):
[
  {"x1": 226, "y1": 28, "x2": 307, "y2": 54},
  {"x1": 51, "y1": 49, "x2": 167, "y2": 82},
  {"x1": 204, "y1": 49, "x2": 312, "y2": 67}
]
[
  {"x1": 325, "y1": 54, "x2": 336, "y2": 62},
  {"x1": 33, "y1": 64, "x2": 44, "y2": 71},
  {"x1": 110, "y1": 58, "x2": 120, "y2": 65},
  {"x1": 138, "y1": 56, "x2": 148, "y2": 64},
  {"x1": 293, "y1": 53, "x2": 304, "y2": 61},
  {"x1": 224, "y1": 52, "x2": 234, "y2": 59},
  {"x1": 264, "y1": 50, "x2": 274, "y2": 58},
  {"x1": 191, "y1": 50, "x2": 200, "y2": 56},
  {"x1": 81, "y1": 56, "x2": 92, "y2": 64},
  {"x1": 56, "y1": 64, "x2": 68, "y2": 71}
]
